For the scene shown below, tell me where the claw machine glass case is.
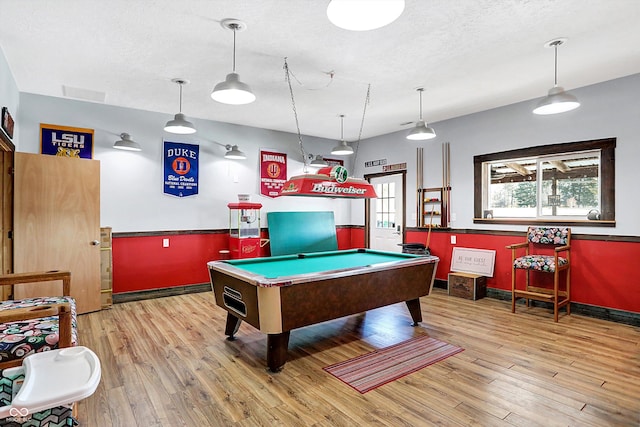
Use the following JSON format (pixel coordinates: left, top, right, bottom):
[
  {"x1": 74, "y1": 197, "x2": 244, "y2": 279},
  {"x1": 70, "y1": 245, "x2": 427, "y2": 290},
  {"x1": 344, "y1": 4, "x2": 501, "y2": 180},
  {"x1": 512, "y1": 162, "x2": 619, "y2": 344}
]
[{"x1": 228, "y1": 202, "x2": 262, "y2": 259}]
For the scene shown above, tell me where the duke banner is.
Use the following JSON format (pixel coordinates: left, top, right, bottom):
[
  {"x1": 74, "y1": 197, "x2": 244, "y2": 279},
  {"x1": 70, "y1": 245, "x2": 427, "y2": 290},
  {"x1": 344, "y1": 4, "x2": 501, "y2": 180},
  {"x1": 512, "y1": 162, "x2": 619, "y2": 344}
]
[
  {"x1": 260, "y1": 149, "x2": 287, "y2": 198},
  {"x1": 40, "y1": 123, "x2": 94, "y2": 158},
  {"x1": 163, "y1": 141, "x2": 199, "y2": 197}
]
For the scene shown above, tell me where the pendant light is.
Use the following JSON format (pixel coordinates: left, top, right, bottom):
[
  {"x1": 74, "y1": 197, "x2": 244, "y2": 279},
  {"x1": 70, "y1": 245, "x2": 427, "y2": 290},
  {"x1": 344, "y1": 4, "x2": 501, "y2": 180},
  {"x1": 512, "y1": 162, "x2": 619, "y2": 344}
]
[
  {"x1": 211, "y1": 19, "x2": 256, "y2": 105},
  {"x1": 327, "y1": 0, "x2": 405, "y2": 31},
  {"x1": 533, "y1": 38, "x2": 580, "y2": 115},
  {"x1": 309, "y1": 155, "x2": 328, "y2": 167},
  {"x1": 331, "y1": 115, "x2": 354, "y2": 155},
  {"x1": 113, "y1": 133, "x2": 141, "y2": 151},
  {"x1": 224, "y1": 144, "x2": 246, "y2": 160},
  {"x1": 164, "y1": 79, "x2": 197, "y2": 134},
  {"x1": 406, "y1": 88, "x2": 436, "y2": 140}
]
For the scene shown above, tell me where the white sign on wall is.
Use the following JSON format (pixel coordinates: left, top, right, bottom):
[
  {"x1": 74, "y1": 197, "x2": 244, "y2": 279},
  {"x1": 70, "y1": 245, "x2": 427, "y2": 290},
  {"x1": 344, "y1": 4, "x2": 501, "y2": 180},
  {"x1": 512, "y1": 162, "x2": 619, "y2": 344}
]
[{"x1": 450, "y1": 247, "x2": 496, "y2": 277}]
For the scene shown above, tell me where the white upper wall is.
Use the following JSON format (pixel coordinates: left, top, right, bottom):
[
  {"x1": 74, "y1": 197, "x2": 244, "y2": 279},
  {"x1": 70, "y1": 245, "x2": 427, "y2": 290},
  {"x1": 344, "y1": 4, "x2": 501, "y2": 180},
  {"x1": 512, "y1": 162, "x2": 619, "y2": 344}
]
[
  {"x1": 353, "y1": 73, "x2": 640, "y2": 236},
  {"x1": 0, "y1": 45, "x2": 18, "y2": 141},
  {"x1": 16, "y1": 93, "x2": 353, "y2": 232}
]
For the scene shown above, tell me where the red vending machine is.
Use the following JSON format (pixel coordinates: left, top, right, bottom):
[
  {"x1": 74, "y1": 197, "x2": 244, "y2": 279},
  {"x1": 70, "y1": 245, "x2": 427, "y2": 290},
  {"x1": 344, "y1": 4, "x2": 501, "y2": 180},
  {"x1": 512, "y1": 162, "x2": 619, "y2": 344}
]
[{"x1": 228, "y1": 202, "x2": 262, "y2": 259}]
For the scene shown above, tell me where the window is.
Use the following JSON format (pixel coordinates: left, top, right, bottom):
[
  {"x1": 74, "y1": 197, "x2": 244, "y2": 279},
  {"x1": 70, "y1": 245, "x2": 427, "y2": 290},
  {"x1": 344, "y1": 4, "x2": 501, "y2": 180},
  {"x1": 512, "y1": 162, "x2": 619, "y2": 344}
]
[
  {"x1": 375, "y1": 182, "x2": 396, "y2": 229},
  {"x1": 474, "y1": 138, "x2": 615, "y2": 226}
]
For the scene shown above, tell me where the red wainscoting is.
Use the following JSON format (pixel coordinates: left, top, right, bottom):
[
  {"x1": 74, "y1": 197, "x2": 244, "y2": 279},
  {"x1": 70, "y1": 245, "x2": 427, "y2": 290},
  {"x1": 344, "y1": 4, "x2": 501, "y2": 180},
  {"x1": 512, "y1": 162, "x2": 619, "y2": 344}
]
[
  {"x1": 112, "y1": 233, "x2": 228, "y2": 293},
  {"x1": 113, "y1": 226, "x2": 360, "y2": 294},
  {"x1": 113, "y1": 227, "x2": 639, "y2": 314},
  {"x1": 406, "y1": 229, "x2": 640, "y2": 314}
]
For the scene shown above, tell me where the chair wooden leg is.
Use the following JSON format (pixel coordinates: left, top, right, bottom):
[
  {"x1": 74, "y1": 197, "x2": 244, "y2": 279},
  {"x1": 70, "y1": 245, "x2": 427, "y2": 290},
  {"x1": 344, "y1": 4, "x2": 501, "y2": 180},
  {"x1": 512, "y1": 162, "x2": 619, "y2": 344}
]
[
  {"x1": 553, "y1": 271, "x2": 559, "y2": 322},
  {"x1": 566, "y1": 267, "x2": 571, "y2": 315},
  {"x1": 511, "y1": 267, "x2": 516, "y2": 313}
]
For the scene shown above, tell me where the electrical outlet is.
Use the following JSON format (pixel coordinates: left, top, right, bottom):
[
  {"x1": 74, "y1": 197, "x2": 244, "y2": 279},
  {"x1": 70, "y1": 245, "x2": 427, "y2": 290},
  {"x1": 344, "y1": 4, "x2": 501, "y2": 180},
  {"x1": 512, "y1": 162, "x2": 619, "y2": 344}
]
[
  {"x1": 450, "y1": 235, "x2": 457, "y2": 244},
  {"x1": 451, "y1": 212, "x2": 457, "y2": 222},
  {"x1": 163, "y1": 238, "x2": 169, "y2": 248}
]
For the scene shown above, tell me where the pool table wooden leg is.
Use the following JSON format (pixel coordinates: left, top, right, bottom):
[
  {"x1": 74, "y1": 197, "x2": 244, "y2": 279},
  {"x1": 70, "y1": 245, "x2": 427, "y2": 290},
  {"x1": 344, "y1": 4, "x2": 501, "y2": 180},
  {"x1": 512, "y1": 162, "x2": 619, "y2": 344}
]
[
  {"x1": 405, "y1": 298, "x2": 422, "y2": 326},
  {"x1": 267, "y1": 331, "x2": 291, "y2": 372},
  {"x1": 225, "y1": 313, "x2": 242, "y2": 340}
]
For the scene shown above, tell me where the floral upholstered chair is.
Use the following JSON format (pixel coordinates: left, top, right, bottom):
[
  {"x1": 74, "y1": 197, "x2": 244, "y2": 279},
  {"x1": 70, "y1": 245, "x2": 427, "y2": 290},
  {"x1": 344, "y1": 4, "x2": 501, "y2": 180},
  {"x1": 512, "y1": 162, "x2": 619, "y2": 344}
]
[
  {"x1": 0, "y1": 272, "x2": 77, "y2": 425},
  {"x1": 0, "y1": 271, "x2": 76, "y2": 370},
  {"x1": 506, "y1": 227, "x2": 571, "y2": 322}
]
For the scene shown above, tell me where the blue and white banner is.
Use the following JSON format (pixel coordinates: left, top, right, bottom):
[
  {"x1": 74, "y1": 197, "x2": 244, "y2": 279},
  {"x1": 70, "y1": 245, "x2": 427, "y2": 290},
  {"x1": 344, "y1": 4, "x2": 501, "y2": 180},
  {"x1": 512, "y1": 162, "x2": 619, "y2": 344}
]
[
  {"x1": 163, "y1": 141, "x2": 199, "y2": 197},
  {"x1": 40, "y1": 123, "x2": 94, "y2": 158}
]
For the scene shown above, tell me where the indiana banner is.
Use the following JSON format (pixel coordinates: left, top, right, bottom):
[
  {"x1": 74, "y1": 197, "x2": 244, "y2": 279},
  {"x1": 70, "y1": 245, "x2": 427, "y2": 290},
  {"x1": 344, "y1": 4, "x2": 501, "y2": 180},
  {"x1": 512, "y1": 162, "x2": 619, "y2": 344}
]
[
  {"x1": 260, "y1": 149, "x2": 287, "y2": 198},
  {"x1": 40, "y1": 123, "x2": 94, "y2": 158},
  {"x1": 163, "y1": 141, "x2": 199, "y2": 197}
]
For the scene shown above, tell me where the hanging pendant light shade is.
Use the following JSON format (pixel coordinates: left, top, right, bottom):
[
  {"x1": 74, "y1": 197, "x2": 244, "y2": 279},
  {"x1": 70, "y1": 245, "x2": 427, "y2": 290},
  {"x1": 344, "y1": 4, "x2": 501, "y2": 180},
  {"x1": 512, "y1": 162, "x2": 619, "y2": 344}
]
[
  {"x1": 113, "y1": 133, "x2": 141, "y2": 151},
  {"x1": 224, "y1": 144, "x2": 246, "y2": 160},
  {"x1": 331, "y1": 115, "x2": 354, "y2": 155},
  {"x1": 533, "y1": 38, "x2": 580, "y2": 115},
  {"x1": 309, "y1": 155, "x2": 329, "y2": 167},
  {"x1": 164, "y1": 79, "x2": 197, "y2": 134},
  {"x1": 327, "y1": 0, "x2": 405, "y2": 31},
  {"x1": 211, "y1": 19, "x2": 256, "y2": 105},
  {"x1": 407, "y1": 88, "x2": 436, "y2": 140}
]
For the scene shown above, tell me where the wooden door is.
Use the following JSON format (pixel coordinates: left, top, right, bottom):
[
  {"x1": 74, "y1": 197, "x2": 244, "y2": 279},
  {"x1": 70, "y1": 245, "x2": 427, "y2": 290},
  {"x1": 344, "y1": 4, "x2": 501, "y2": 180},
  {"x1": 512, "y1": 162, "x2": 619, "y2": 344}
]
[{"x1": 13, "y1": 153, "x2": 101, "y2": 313}]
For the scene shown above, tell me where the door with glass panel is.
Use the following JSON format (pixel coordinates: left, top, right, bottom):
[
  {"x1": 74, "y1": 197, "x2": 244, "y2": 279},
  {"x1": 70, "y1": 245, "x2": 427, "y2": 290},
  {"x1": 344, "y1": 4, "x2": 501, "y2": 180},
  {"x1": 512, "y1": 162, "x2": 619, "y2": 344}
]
[{"x1": 369, "y1": 173, "x2": 404, "y2": 252}]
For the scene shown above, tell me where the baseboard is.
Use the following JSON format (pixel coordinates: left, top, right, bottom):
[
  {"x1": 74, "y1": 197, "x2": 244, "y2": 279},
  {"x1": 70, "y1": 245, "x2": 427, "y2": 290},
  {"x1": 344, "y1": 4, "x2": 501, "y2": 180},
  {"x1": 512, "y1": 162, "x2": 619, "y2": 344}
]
[
  {"x1": 486, "y1": 287, "x2": 640, "y2": 327},
  {"x1": 113, "y1": 283, "x2": 210, "y2": 304}
]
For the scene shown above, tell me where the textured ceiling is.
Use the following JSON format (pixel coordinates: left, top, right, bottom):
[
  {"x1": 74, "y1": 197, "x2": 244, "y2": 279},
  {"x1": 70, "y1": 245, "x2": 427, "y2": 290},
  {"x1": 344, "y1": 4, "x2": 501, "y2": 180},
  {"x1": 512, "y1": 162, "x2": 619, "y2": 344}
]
[{"x1": 1, "y1": 0, "x2": 639, "y2": 141}]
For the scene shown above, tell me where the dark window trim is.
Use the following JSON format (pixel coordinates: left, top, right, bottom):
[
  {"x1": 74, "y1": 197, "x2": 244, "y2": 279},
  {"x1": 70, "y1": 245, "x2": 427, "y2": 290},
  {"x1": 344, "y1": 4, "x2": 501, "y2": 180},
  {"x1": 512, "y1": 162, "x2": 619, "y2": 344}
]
[{"x1": 473, "y1": 138, "x2": 616, "y2": 226}]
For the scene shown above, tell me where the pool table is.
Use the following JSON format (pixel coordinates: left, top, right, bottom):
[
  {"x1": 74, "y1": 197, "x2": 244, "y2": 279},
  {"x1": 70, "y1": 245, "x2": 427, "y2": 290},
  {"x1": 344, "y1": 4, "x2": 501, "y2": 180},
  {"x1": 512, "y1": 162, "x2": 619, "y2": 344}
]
[{"x1": 207, "y1": 248, "x2": 439, "y2": 372}]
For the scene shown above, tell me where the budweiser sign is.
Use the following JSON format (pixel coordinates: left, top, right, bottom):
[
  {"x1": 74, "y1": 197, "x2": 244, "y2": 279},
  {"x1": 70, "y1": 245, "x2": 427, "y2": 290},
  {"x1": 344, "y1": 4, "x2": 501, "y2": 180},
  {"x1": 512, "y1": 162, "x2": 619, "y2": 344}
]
[{"x1": 279, "y1": 166, "x2": 377, "y2": 199}]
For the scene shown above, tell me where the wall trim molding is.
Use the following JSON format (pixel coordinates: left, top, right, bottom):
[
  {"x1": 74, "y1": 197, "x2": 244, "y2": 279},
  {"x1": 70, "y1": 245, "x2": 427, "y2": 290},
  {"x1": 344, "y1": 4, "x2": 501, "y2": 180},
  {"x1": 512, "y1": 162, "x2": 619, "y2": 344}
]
[
  {"x1": 113, "y1": 224, "x2": 362, "y2": 239},
  {"x1": 407, "y1": 227, "x2": 640, "y2": 243}
]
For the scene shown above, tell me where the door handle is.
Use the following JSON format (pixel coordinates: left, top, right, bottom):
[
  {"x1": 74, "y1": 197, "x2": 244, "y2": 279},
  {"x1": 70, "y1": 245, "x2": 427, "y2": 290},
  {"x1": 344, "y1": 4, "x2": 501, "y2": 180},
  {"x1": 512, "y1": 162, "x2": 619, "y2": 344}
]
[{"x1": 91, "y1": 240, "x2": 100, "y2": 246}]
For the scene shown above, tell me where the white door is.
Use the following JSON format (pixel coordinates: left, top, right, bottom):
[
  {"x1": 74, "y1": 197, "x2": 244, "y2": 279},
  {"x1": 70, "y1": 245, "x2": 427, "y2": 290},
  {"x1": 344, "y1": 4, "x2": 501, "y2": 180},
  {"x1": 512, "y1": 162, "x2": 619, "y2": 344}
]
[{"x1": 369, "y1": 174, "x2": 404, "y2": 252}]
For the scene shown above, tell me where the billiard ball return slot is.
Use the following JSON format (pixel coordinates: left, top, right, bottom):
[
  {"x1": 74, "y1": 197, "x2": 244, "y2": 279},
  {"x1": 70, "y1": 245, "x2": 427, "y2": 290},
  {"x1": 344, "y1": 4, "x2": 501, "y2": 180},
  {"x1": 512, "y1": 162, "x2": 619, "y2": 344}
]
[{"x1": 222, "y1": 288, "x2": 247, "y2": 318}]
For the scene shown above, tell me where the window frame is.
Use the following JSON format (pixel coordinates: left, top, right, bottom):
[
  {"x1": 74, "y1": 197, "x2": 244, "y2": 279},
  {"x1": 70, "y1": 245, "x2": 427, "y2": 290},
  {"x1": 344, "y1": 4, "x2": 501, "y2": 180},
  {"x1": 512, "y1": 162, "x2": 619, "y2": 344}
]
[{"x1": 473, "y1": 138, "x2": 615, "y2": 227}]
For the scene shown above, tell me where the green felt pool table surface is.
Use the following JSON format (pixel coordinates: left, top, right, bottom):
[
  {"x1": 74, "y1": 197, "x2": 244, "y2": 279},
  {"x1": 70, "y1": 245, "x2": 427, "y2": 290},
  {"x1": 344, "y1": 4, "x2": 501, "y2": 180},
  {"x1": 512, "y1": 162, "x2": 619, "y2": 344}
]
[{"x1": 224, "y1": 249, "x2": 421, "y2": 278}]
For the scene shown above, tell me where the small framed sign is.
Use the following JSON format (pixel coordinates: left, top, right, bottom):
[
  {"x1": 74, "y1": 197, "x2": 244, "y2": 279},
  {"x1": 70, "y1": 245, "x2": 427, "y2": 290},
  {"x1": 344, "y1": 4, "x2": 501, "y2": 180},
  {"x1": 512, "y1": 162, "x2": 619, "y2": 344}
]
[
  {"x1": 1, "y1": 107, "x2": 14, "y2": 140},
  {"x1": 450, "y1": 247, "x2": 496, "y2": 277}
]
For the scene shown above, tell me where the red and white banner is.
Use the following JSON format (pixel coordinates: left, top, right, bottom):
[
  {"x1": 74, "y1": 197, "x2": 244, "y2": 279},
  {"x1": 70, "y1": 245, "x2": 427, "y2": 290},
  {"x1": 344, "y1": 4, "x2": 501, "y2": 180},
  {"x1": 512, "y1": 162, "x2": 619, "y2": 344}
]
[{"x1": 260, "y1": 149, "x2": 287, "y2": 198}]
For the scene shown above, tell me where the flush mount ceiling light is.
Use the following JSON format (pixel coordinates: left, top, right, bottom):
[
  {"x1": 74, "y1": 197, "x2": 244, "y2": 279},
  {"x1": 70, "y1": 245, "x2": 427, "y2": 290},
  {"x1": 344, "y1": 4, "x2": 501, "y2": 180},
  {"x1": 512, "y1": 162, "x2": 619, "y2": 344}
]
[
  {"x1": 407, "y1": 88, "x2": 436, "y2": 140},
  {"x1": 533, "y1": 38, "x2": 580, "y2": 115},
  {"x1": 331, "y1": 115, "x2": 354, "y2": 155},
  {"x1": 211, "y1": 19, "x2": 256, "y2": 105},
  {"x1": 164, "y1": 79, "x2": 197, "y2": 134},
  {"x1": 224, "y1": 144, "x2": 246, "y2": 160},
  {"x1": 327, "y1": 0, "x2": 405, "y2": 31},
  {"x1": 309, "y1": 154, "x2": 328, "y2": 168},
  {"x1": 113, "y1": 133, "x2": 141, "y2": 151}
]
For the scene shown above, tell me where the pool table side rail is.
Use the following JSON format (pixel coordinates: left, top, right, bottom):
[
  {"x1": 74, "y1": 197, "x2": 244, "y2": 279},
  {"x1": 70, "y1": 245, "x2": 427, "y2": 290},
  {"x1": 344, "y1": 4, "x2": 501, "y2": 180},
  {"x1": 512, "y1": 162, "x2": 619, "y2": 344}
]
[{"x1": 207, "y1": 255, "x2": 439, "y2": 288}]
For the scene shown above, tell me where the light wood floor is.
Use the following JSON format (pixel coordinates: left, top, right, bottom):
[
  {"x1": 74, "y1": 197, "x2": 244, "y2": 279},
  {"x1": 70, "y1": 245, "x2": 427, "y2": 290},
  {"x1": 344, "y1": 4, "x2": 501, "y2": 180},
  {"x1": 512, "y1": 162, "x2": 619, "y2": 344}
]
[{"x1": 76, "y1": 289, "x2": 640, "y2": 426}]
